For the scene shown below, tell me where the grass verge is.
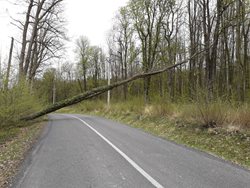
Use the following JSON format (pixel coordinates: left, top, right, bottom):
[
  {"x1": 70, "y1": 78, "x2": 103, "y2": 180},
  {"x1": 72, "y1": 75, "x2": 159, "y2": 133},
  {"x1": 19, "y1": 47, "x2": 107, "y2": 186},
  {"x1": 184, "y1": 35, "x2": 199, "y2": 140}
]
[
  {"x1": 59, "y1": 100, "x2": 250, "y2": 169},
  {"x1": 0, "y1": 120, "x2": 46, "y2": 188}
]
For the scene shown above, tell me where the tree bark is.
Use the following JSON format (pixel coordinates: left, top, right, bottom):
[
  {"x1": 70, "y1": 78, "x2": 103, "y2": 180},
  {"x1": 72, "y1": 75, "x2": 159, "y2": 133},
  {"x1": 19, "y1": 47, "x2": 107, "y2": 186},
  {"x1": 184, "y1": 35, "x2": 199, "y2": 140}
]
[{"x1": 19, "y1": 0, "x2": 34, "y2": 80}]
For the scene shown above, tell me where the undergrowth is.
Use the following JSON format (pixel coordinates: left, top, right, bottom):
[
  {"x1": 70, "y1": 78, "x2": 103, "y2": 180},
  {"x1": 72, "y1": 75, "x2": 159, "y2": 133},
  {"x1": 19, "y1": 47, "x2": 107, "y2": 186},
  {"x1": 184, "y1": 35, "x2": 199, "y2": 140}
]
[
  {"x1": 0, "y1": 83, "x2": 41, "y2": 129},
  {"x1": 70, "y1": 98, "x2": 250, "y2": 131}
]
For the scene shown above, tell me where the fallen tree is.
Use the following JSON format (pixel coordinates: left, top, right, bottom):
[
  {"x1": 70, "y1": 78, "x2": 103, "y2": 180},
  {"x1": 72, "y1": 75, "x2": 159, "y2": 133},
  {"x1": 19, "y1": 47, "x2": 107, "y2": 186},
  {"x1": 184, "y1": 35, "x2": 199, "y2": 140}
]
[{"x1": 21, "y1": 51, "x2": 202, "y2": 121}]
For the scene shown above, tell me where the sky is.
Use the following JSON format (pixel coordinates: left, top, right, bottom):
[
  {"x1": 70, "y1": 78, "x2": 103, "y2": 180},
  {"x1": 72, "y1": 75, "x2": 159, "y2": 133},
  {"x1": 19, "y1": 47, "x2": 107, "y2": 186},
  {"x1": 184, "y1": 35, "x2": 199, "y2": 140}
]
[
  {"x1": 0, "y1": 0, "x2": 18, "y2": 60},
  {"x1": 0, "y1": 0, "x2": 128, "y2": 62}
]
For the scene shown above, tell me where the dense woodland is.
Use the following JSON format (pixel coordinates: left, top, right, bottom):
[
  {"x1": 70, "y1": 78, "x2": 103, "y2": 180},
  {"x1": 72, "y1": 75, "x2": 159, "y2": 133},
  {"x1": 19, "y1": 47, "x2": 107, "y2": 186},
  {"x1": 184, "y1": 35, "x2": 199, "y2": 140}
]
[{"x1": 0, "y1": 0, "x2": 250, "y2": 127}]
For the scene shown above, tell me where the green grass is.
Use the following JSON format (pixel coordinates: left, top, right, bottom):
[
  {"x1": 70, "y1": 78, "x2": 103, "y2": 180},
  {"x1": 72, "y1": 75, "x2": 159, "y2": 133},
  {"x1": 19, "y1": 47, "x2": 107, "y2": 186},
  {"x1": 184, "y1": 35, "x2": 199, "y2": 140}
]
[
  {"x1": 59, "y1": 100, "x2": 250, "y2": 169},
  {"x1": 120, "y1": 115, "x2": 250, "y2": 168},
  {"x1": 0, "y1": 128, "x2": 19, "y2": 145}
]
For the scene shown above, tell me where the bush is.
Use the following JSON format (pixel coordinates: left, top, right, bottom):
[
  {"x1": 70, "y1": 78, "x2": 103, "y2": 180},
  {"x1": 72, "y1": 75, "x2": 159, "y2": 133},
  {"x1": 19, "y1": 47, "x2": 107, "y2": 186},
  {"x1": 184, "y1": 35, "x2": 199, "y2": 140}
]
[
  {"x1": 143, "y1": 103, "x2": 176, "y2": 117},
  {"x1": 232, "y1": 105, "x2": 250, "y2": 129},
  {"x1": 0, "y1": 83, "x2": 41, "y2": 128},
  {"x1": 194, "y1": 100, "x2": 228, "y2": 128},
  {"x1": 71, "y1": 96, "x2": 250, "y2": 131},
  {"x1": 79, "y1": 100, "x2": 106, "y2": 112},
  {"x1": 179, "y1": 104, "x2": 196, "y2": 122}
]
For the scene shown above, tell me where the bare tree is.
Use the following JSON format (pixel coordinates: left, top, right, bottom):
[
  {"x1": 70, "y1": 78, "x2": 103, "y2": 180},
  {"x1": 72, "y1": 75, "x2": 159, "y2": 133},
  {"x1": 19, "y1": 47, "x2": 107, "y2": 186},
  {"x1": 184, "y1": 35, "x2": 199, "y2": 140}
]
[
  {"x1": 113, "y1": 6, "x2": 136, "y2": 100},
  {"x1": 75, "y1": 36, "x2": 90, "y2": 91},
  {"x1": 128, "y1": 0, "x2": 170, "y2": 102},
  {"x1": 16, "y1": 0, "x2": 65, "y2": 81},
  {"x1": 160, "y1": 0, "x2": 184, "y2": 100},
  {"x1": 0, "y1": 54, "x2": 3, "y2": 89},
  {"x1": 90, "y1": 46, "x2": 101, "y2": 88}
]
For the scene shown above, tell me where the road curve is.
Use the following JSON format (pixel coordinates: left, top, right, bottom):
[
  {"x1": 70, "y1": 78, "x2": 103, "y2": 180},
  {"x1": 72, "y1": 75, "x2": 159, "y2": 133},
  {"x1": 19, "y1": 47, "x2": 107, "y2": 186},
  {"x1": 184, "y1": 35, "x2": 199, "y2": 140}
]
[{"x1": 12, "y1": 114, "x2": 250, "y2": 188}]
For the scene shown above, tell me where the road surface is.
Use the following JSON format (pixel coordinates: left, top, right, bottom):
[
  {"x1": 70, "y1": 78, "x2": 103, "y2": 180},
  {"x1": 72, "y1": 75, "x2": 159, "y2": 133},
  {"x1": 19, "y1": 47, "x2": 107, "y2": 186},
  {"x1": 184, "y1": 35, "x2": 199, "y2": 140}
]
[{"x1": 12, "y1": 114, "x2": 250, "y2": 188}]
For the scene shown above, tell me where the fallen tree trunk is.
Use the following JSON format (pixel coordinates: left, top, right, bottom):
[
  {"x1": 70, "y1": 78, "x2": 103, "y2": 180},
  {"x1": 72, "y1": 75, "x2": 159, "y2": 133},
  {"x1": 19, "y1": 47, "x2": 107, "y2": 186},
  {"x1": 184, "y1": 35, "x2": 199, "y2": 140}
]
[{"x1": 21, "y1": 52, "x2": 202, "y2": 121}]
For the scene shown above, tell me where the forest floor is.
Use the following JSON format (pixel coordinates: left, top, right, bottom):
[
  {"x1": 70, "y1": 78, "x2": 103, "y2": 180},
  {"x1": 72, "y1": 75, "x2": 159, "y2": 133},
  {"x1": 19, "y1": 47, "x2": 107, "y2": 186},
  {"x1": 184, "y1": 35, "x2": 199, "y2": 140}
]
[
  {"x1": 0, "y1": 121, "x2": 46, "y2": 188},
  {"x1": 60, "y1": 101, "x2": 250, "y2": 170}
]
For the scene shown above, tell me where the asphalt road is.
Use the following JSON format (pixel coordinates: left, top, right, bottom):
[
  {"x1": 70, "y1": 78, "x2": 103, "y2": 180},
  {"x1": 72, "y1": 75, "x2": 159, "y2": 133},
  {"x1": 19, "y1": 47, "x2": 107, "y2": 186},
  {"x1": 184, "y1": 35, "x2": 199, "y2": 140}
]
[{"x1": 12, "y1": 114, "x2": 250, "y2": 188}]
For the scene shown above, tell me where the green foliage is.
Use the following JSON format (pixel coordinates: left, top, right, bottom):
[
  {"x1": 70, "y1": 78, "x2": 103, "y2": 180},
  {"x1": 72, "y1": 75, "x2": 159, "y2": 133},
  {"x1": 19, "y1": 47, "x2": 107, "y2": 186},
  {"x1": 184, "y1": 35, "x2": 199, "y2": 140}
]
[
  {"x1": 0, "y1": 128, "x2": 19, "y2": 144},
  {"x1": 0, "y1": 83, "x2": 41, "y2": 128},
  {"x1": 34, "y1": 68, "x2": 56, "y2": 104},
  {"x1": 34, "y1": 68, "x2": 81, "y2": 105}
]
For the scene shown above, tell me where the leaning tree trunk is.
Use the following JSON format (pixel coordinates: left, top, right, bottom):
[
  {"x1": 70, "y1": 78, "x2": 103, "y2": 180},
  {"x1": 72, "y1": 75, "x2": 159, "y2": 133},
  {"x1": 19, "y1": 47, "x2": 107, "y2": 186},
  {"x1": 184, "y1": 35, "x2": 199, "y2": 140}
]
[{"x1": 21, "y1": 50, "x2": 204, "y2": 121}]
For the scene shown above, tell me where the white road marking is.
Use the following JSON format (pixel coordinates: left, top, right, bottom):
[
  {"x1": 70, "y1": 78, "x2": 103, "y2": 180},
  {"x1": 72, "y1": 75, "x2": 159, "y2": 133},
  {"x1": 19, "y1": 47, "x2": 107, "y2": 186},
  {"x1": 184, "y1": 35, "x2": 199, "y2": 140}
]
[{"x1": 67, "y1": 115, "x2": 164, "y2": 188}]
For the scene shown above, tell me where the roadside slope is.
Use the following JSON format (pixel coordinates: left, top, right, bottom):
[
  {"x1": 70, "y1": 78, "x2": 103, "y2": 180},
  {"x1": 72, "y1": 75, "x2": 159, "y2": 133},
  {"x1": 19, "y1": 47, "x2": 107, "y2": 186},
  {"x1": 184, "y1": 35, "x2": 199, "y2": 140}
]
[{"x1": 0, "y1": 122, "x2": 45, "y2": 188}]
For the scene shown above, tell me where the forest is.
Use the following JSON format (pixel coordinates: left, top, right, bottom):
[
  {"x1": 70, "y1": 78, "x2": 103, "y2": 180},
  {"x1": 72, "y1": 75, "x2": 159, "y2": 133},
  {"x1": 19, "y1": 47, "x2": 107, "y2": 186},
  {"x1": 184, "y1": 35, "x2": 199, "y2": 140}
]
[
  {"x1": 0, "y1": 0, "x2": 250, "y2": 131},
  {"x1": 1, "y1": 1, "x2": 250, "y2": 185}
]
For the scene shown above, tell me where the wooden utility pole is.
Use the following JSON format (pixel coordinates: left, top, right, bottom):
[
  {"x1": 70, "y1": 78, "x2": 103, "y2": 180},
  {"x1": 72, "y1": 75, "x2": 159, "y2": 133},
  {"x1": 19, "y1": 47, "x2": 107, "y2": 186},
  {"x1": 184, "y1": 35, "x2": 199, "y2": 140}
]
[
  {"x1": 4, "y1": 37, "x2": 14, "y2": 90},
  {"x1": 52, "y1": 78, "x2": 56, "y2": 104},
  {"x1": 107, "y1": 58, "x2": 111, "y2": 106},
  {"x1": 0, "y1": 55, "x2": 2, "y2": 89}
]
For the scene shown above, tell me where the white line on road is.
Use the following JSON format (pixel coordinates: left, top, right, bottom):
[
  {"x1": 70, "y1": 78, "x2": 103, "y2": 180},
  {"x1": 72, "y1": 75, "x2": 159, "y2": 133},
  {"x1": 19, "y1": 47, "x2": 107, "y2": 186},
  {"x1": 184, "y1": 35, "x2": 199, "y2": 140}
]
[{"x1": 67, "y1": 115, "x2": 164, "y2": 188}]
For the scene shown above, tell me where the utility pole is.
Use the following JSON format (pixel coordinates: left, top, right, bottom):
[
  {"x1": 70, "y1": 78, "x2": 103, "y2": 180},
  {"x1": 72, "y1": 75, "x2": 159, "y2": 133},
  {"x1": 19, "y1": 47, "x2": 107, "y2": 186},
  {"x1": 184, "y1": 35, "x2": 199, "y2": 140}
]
[
  {"x1": 4, "y1": 37, "x2": 14, "y2": 90},
  {"x1": 0, "y1": 54, "x2": 2, "y2": 89},
  {"x1": 52, "y1": 76, "x2": 56, "y2": 104},
  {"x1": 107, "y1": 58, "x2": 111, "y2": 106}
]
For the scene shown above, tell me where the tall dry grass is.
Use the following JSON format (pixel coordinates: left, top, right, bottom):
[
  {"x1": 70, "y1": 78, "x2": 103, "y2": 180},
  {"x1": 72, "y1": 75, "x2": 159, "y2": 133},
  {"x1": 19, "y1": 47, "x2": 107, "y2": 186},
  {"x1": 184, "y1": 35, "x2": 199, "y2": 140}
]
[
  {"x1": 227, "y1": 105, "x2": 250, "y2": 130},
  {"x1": 75, "y1": 97, "x2": 250, "y2": 131}
]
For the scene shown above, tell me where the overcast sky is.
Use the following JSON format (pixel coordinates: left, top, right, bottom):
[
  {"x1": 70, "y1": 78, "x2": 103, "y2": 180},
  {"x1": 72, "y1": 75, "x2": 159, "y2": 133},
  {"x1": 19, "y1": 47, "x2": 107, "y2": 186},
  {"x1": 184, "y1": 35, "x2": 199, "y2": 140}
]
[{"x1": 0, "y1": 0, "x2": 128, "y2": 61}]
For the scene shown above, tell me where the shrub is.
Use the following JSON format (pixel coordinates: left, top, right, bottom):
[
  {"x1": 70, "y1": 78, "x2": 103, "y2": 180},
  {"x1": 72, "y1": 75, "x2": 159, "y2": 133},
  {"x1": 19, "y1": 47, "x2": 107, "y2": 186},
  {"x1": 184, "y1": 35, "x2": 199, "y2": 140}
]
[
  {"x1": 194, "y1": 100, "x2": 228, "y2": 128},
  {"x1": 179, "y1": 104, "x2": 196, "y2": 122},
  {"x1": 0, "y1": 83, "x2": 41, "y2": 128},
  {"x1": 234, "y1": 105, "x2": 250, "y2": 129},
  {"x1": 143, "y1": 103, "x2": 176, "y2": 117},
  {"x1": 110, "y1": 97, "x2": 144, "y2": 115}
]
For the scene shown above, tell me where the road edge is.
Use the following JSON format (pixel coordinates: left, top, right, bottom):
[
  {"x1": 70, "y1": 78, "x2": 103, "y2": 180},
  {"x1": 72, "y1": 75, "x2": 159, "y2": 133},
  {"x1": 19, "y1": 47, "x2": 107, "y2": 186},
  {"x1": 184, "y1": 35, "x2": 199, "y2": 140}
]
[{"x1": 8, "y1": 121, "x2": 50, "y2": 188}]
